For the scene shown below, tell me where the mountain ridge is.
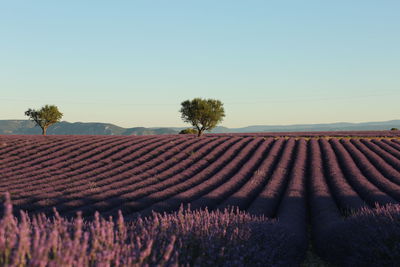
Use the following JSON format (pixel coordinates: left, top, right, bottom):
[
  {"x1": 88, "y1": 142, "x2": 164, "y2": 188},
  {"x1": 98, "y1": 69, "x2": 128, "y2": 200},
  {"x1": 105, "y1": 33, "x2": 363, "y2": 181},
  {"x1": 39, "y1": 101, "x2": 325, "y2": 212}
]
[{"x1": 0, "y1": 119, "x2": 399, "y2": 135}]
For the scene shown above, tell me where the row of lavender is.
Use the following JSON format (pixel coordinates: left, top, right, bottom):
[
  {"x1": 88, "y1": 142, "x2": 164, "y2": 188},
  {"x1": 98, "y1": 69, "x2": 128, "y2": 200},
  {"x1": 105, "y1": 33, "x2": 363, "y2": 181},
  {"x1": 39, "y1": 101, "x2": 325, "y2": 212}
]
[
  {"x1": 309, "y1": 139, "x2": 400, "y2": 266},
  {"x1": 0, "y1": 135, "x2": 306, "y2": 266},
  {"x1": 0, "y1": 136, "x2": 308, "y2": 223},
  {"x1": 1, "y1": 136, "x2": 399, "y2": 218},
  {"x1": 1, "y1": 135, "x2": 400, "y2": 265}
]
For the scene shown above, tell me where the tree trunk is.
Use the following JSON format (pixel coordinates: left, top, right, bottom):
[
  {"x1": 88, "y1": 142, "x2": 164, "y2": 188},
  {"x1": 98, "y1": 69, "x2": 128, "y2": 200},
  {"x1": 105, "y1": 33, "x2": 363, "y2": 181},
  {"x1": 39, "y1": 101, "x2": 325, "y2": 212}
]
[
  {"x1": 42, "y1": 127, "x2": 47, "y2": 136},
  {"x1": 197, "y1": 129, "x2": 203, "y2": 137}
]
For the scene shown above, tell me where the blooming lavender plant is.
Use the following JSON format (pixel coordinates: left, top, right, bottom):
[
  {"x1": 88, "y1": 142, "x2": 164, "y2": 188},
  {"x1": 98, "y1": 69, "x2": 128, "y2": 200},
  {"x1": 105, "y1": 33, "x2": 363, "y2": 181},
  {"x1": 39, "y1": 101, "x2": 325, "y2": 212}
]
[
  {"x1": 0, "y1": 193, "x2": 299, "y2": 267},
  {"x1": 318, "y1": 204, "x2": 400, "y2": 267}
]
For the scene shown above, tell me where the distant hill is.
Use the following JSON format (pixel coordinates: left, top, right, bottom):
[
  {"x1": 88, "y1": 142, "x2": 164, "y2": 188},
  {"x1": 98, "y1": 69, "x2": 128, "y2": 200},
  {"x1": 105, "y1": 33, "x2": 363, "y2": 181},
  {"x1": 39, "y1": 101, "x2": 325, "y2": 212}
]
[
  {"x1": 211, "y1": 120, "x2": 400, "y2": 133},
  {"x1": 0, "y1": 119, "x2": 399, "y2": 135},
  {"x1": 0, "y1": 120, "x2": 180, "y2": 135}
]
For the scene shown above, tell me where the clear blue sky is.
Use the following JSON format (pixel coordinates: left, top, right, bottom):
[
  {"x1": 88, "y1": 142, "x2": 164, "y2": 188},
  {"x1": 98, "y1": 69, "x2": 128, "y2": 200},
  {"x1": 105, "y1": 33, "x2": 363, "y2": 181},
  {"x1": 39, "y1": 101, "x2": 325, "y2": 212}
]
[{"x1": 1, "y1": 1, "x2": 399, "y2": 128}]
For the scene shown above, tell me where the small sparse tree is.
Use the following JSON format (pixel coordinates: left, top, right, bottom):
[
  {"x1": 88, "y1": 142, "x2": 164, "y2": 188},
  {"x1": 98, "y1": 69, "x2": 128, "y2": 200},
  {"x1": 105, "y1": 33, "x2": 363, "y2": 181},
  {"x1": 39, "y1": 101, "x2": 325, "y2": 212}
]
[
  {"x1": 25, "y1": 105, "x2": 63, "y2": 136},
  {"x1": 180, "y1": 98, "x2": 225, "y2": 137},
  {"x1": 391, "y1": 128, "x2": 399, "y2": 131},
  {"x1": 179, "y1": 128, "x2": 198, "y2": 135}
]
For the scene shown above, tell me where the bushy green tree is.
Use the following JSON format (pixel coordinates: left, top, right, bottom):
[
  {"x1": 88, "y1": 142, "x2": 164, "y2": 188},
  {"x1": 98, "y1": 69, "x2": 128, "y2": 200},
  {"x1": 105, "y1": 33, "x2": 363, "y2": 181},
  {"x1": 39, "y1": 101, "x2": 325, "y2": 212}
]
[
  {"x1": 391, "y1": 128, "x2": 399, "y2": 131},
  {"x1": 25, "y1": 105, "x2": 63, "y2": 136},
  {"x1": 180, "y1": 98, "x2": 225, "y2": 137}
]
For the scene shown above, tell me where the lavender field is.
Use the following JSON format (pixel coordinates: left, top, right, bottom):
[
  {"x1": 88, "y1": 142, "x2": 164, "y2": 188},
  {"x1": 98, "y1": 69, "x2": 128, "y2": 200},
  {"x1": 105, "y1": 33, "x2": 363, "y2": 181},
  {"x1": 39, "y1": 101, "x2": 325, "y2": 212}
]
[{"x1": 1, "y1": 133, "x2": 400, "y2": 266}]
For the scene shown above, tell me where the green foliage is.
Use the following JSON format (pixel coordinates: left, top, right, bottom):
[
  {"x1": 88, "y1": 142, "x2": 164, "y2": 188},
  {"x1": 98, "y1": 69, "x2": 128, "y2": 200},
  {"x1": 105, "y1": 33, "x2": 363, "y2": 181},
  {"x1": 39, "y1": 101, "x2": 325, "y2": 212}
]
[
  {"x1": 25, "y1": 105, "x2": 63, "y2": 135},
  {"x1": 391, "y1": 128, "x2": 399, "y2": 131},
  {"x1": 180, "y1": 98, "x2": 225, "y2": 137},
  {"x1": 179, "y1": 128, "x2": 198, "y2": 134}
]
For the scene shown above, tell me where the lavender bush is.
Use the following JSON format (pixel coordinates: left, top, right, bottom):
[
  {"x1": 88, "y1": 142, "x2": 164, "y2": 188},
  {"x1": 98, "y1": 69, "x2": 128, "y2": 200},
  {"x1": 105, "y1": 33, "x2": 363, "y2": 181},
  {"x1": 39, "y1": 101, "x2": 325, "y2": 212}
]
[
  {"x1": 317, "y1": 204, "x2": 400, "y2": 267},
  {"x1": 0, "y1": 193, "x2": 298, "y2": 267}
]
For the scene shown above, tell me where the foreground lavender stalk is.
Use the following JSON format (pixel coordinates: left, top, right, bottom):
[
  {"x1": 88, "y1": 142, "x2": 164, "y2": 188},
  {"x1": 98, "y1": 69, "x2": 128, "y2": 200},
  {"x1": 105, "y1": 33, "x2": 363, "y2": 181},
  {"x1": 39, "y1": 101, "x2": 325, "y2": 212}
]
[
  {"x1": 316, "y1": 204, "x2": 400, "y2": 267},
  {"x1": 0, "y1": 193, "x2": 296, "y2": 267}
]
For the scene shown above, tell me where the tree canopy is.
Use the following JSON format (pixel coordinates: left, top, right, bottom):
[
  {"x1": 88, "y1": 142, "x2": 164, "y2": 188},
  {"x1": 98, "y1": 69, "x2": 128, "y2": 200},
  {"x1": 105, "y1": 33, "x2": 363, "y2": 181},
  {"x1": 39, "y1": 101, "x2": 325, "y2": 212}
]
[
  {"x1": 25, "y1": 105, "x2": 63, "y2": 136},
  {"x1": 180, "y1": 98, "x2": 225, "y2": 137}
]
